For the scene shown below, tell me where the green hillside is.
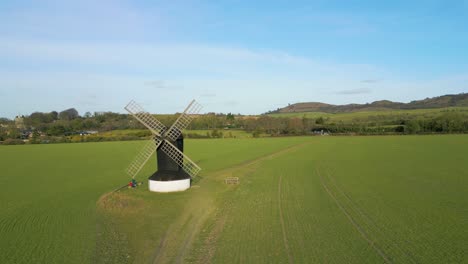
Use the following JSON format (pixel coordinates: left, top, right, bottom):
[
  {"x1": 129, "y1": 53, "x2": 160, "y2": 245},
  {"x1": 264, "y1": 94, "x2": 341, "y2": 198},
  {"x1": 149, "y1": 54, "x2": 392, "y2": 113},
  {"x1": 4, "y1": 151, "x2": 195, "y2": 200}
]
[
  {"x1": 268, "y1": 106, "x2": 468, "y2": 121},
  {"x1": 270, "y1": 93, "x2": 468, "y2": 114}
]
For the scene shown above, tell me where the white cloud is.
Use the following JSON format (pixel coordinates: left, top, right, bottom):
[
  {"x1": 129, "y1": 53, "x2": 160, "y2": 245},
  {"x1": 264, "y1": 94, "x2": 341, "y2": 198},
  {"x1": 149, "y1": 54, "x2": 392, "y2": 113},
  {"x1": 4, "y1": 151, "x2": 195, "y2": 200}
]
[
  {"x1": 0, "y1": 37, "x2": 384, "y2": 82},
  {"x1": 200, "y1": 93, "x2": 216, "y2": 98},
  {"x1": 144, "y1": 80, "x2": 183, "y2": 90},
  {"x1": 361, "y1": 79, "x2": 381, "y2": 83},
  {"x1": 336, "y1": 88, "x2": 372, "y2": 95}
]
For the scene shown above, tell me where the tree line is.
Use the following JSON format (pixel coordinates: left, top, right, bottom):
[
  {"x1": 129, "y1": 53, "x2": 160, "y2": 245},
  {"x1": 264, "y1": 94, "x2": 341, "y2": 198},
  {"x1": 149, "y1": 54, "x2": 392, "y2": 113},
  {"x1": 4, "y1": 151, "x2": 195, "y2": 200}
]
[
  {"x1": 1, "y1": 108, "x2": 467, "y2": 144},
  {"x1": 0, "y1": 109, "x2": 242, "y2": 144}
]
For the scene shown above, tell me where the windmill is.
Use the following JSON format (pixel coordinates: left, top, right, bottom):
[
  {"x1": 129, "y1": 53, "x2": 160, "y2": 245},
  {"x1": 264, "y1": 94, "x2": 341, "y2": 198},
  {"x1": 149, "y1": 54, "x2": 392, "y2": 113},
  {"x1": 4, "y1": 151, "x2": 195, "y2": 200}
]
[{"x1": 124, "y1": 100, "x2": 202, "y2": 192}]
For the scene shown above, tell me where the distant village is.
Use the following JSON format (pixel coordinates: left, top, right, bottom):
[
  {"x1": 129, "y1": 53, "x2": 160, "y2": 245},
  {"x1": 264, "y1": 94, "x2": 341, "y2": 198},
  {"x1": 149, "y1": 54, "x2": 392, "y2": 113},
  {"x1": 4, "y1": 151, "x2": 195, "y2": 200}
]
[{"x1": 10, "y1": 115, "x2": 98, "y2": 140}]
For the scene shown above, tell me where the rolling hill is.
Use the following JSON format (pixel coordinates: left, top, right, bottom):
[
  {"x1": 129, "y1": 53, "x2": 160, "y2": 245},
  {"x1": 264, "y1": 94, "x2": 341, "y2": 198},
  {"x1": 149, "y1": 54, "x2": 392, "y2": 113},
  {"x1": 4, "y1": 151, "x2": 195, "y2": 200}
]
[{"x1": 269, "y1": 93, "x2": 468, "y2": 114}]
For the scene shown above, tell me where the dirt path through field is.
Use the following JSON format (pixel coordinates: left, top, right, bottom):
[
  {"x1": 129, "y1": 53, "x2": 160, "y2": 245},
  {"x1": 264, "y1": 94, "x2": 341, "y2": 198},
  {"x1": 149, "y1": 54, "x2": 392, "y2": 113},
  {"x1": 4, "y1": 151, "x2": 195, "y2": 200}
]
[
  {"x1": 185, "y1": 141, "x2": 309, "y2": 263},
  {"x1": 217, "y1": 141, "x2": 310, "y2": 173}
]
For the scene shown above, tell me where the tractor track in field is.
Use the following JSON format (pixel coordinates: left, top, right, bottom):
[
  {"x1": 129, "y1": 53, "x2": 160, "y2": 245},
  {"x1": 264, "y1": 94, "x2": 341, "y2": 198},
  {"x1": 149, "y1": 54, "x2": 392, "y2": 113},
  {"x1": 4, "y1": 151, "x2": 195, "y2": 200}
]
[
  {"x1": 278, "y1": 174, "x2": 294, "y2": 264},
  {"x1": 175, "y1": 220, "x2": 198, "y2": 264},
  {"x1": 184, "y1": 142, "x2": 309, "y2": 264},
  {"x1": 322, "y1": 165, "x2": 418, "y2": 263},
  {"x1": 223, "y1": 141, "x2": 310, "y2": 171},
  {"x1": 197, "y1": 213, "x2": 228, "y2": 264},
  {"x1": 151, "y1": 230, "x2": 168, "y2": 264},
  {"x1": 317, "y1": 168, "x2": 393, "y2": 264}
]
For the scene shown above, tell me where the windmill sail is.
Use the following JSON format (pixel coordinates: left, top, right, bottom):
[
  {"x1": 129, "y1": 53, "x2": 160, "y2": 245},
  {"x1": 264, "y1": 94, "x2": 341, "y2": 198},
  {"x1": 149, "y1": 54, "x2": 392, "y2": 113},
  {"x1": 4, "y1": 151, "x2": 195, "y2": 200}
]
[
  {"x1": 165, "y1": 100, "x2": 202, "y2": 141},
  {"x1": 125, "y1": 100, "x2": 167, "y2": 136},
  {"x1": 126, "y1": 138, "x2": 162, "y2": 179},
  {"x1": 160, "y1": 140, "x2": 201, "y2": 178},
  {"x1": 124, "y1": 99, "x2": 202, "y2": 186}
]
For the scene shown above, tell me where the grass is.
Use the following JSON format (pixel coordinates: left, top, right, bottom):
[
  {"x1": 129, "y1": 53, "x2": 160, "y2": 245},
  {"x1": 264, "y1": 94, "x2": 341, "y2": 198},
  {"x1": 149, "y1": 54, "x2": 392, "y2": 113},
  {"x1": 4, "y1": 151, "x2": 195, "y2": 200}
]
[
  {"x1": 88, "y1": 129, "x2": 254, "y2": 139},
  {"x1": 183, "y1": 129, "x2": 254, "y2": 138},
  {"x1": 0, "y1": 137, "x2": 303, "y2": 264},
  {"x1": 0, "y1": 142, "x2": 135, "y2": 264},
  {"x1": 196, "y1": 136, "x2": 468, "y2": 263},
  {"x1": 267, "y1": 106, "x2": 468, "y2": 123},
  {"x1": 1, "y1": 135, "x2": 467, "y2": 263}
]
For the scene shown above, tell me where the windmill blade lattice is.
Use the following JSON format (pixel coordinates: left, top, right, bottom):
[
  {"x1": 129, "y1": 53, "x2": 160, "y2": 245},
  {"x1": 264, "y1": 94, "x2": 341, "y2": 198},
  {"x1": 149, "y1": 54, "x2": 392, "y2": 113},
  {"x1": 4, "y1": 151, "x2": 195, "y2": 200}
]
[
  {"x1": 125, "y1": 100, "x2": 167, "y2": 136},
  {"x1": 165, "y1": 100, "x2": 202, "y2": 141},
  {"x1": 160, "y1": 140, "x2": 201, "y2": 178},
  {"x1": 126, "y1": 137, "x2": 162, "y2": 179}
]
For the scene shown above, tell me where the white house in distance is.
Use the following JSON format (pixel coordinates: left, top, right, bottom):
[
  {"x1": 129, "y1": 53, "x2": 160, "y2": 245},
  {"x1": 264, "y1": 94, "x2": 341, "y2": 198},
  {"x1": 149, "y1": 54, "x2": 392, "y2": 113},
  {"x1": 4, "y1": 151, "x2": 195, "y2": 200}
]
[{"x1": 14, "y1": 115, "x2": 25, "y2": 129}]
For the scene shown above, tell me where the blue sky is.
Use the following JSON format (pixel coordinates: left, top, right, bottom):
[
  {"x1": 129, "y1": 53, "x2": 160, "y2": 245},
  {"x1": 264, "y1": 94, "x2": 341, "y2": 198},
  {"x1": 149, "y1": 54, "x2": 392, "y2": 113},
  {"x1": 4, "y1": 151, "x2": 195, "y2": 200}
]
[{"x1": 0, "y1": 0, "x2": 467, "y2": 118}]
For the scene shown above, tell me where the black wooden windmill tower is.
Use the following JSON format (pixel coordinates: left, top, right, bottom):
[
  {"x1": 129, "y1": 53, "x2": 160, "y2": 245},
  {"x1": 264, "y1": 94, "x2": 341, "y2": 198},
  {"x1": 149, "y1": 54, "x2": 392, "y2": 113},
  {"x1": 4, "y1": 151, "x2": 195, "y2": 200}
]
[{"x1": 124, "y1": 100, "x2": 202, "y2": 192}]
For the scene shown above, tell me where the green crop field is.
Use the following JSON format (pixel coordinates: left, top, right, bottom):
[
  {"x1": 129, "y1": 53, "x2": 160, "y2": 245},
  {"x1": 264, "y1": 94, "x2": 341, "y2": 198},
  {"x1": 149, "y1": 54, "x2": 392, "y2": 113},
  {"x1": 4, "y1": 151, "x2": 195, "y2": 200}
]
[
  {"x1": 1, "y1": 135, "x2": 467, "y2": 263},
  {"x1": 0, "y1": 138, "x2": 303, "y2": 264},
  {"x1": 183, "y1": 129, "x2": 255, "y2": 138},
  {"x1": 267, "y1": 107, "x2": 468, "y2": 123}
]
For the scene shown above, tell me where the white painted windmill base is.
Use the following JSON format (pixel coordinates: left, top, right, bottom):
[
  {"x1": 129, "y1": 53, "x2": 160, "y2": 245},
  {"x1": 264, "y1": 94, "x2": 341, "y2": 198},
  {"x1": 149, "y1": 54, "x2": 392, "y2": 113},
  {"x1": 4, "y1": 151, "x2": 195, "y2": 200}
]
[{"x1": 148, "y1": 178, "x2": 190, "y2": 192}]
